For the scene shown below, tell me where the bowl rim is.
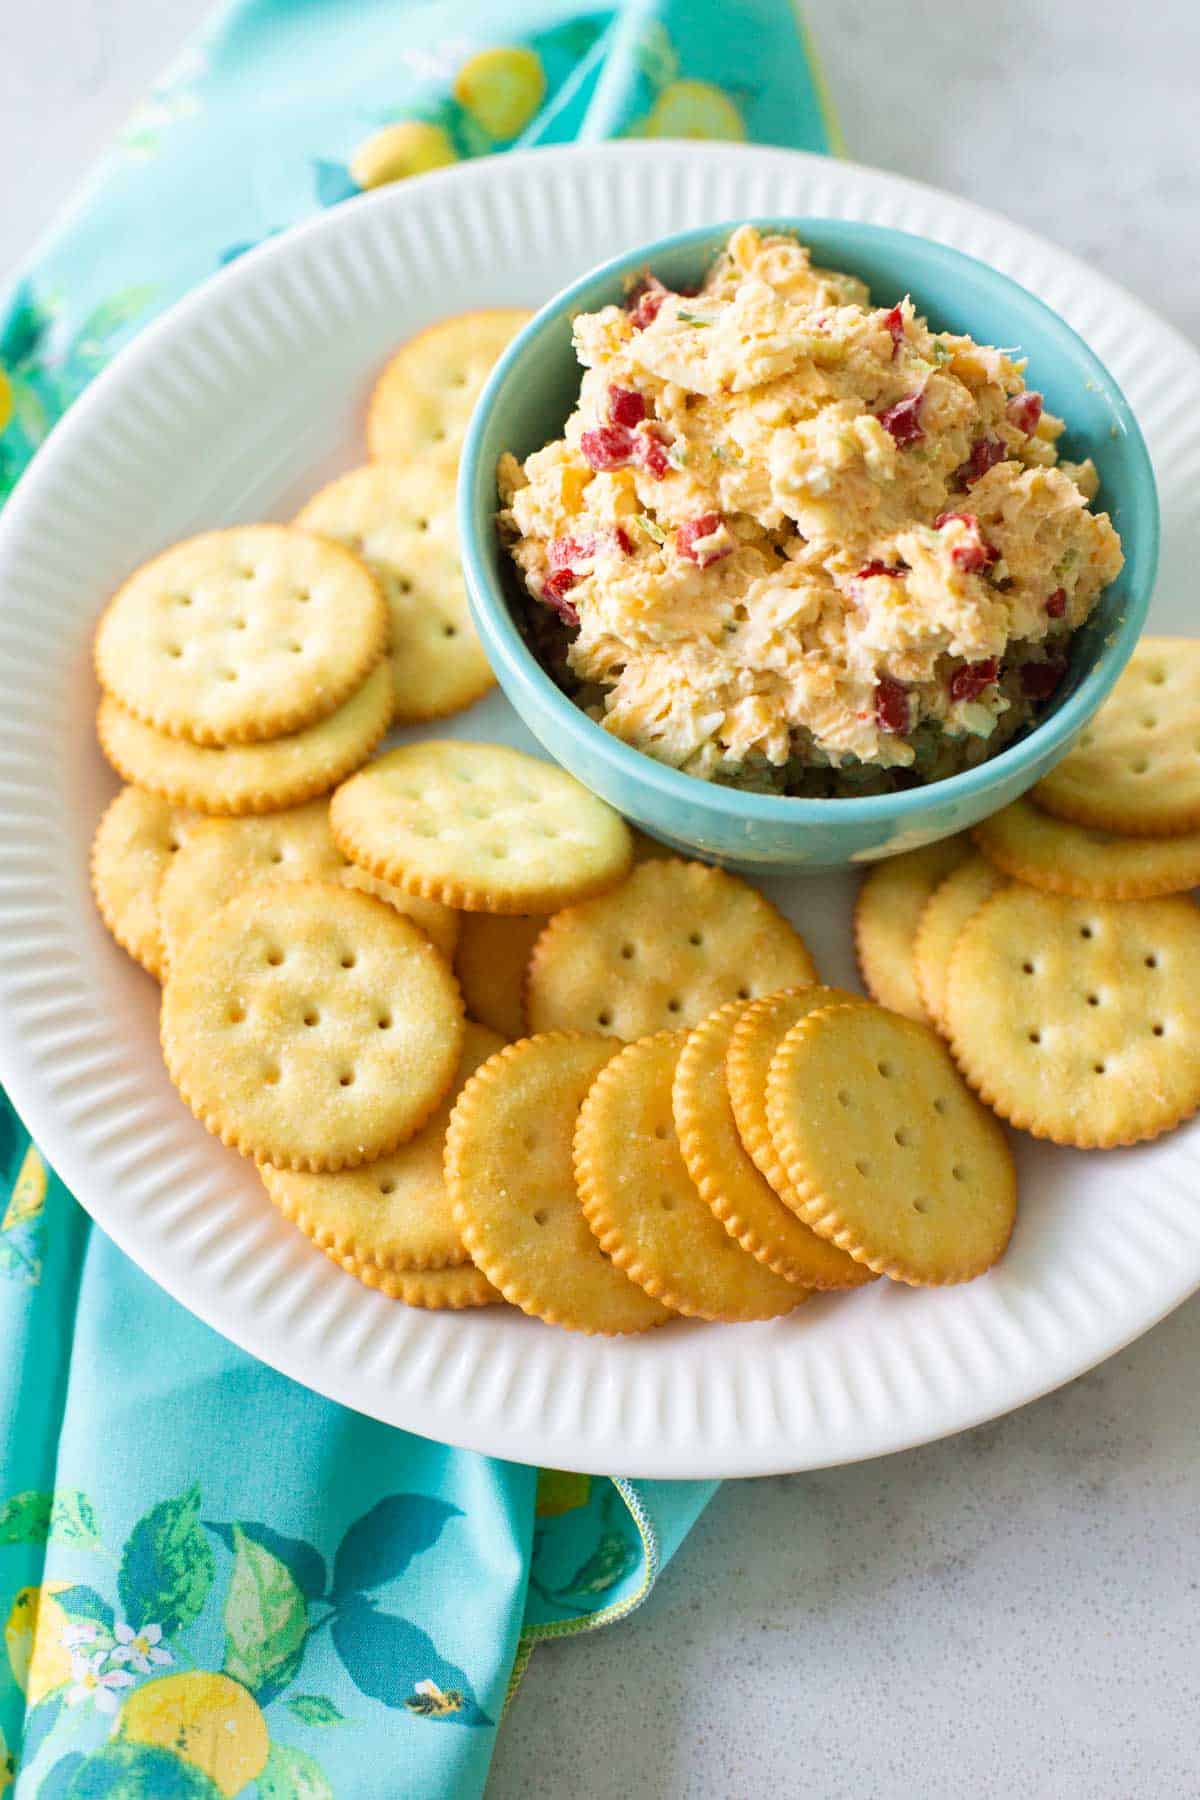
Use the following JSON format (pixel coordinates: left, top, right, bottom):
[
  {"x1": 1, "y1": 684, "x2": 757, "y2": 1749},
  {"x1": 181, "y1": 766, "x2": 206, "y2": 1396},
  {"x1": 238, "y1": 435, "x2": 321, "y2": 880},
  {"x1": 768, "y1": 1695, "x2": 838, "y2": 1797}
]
[{"x1": 458, "y1": 216, "x2": 1159, "y2": 826}]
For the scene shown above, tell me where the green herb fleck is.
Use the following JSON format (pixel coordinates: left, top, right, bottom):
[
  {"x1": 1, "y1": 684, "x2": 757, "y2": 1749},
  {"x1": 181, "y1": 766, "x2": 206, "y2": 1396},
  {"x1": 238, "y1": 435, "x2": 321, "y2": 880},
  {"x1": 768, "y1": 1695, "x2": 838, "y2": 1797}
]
[
  {"x1": 632, "y1": 513, "x2": 666, "y2": 545},
  {"x1": 667, "y1": 442, "x2": 690, "y2": 470},
  {"x1": 676, "y1": 311, "x2": 712, "y2": 327}
]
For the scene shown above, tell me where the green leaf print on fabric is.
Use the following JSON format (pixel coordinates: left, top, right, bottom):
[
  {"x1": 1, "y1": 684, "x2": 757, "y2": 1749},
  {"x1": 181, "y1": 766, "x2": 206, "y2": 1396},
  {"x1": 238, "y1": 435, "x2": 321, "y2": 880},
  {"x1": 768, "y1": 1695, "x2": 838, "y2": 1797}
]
[
  {"x1": 330, "y1": 1593, "x2": 492, "y2": 1727},
  {"x1": 331, "y1": 1495, "x2": 462, "y2": 1599},
  {"x1": 0, "y1": 283, "x2": 49, "y2": 368},
  {"x1": 203, "y1": 1520, "x2": 327, "y2": 1602},
  {"x1": 50, "y1": 1586, "x2": 114, "y2": 1633},
  {"x1": 49, "y1": 1492, "x2": 102, "y2": 1551},
  {"x1": 60, "y1": 1740, "x2": 223, "y2": 1798},
  {"x1": 118, "y1": 1485, "x2": 214, "y2": 1637},
  {"x1": 220, "y1": 1526, "x2": 308, "y2": 1700},
  {"x1": 0, "y1": 1489, "x2": 51, "y2": 1545},
  {"x1": 33, "y1": 1748, "x2": 82, "y2": 1799},
  {"x1": 554, "y1": 1526, "x2": 640, "y2": 1598},
  {"x1": 17, "y1": 1691, "x2": 64, "y2": 1767},
  {"x1": 258, "y1": 1741, "x2": 335, "y2": 1800},
  {"x1": 284, "y1": 1694, "x2": 346, "y2": 1726}
]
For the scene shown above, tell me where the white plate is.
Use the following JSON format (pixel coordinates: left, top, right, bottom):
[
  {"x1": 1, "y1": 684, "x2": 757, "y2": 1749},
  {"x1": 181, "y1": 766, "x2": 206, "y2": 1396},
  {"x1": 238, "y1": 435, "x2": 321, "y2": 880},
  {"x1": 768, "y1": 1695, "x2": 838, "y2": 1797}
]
[{"x1": 0, "y1": 142, "x2": 1197, "y2": 1478}]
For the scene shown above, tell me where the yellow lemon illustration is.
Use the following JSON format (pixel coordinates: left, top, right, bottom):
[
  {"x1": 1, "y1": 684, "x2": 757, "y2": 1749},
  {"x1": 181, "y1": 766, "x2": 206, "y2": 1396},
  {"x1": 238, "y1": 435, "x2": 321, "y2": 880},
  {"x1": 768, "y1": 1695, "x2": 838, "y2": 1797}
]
[
  {"x1": 4, "y1": 1144, "x2": 47, "y2": 1230},
  {"x1": 640, "y1": 78, "x2": 745, "y2": 141},
  {"x1": 118, "y1": 1672, "x2": 269, "y2": 1799},
  {"x1": 5, "y1": 1583, "x2": 73, "y2": 1705},
  {"x1": 454, "y1": 47, "x2": 546, "y2": 140},
  {"x1": 350, "y1": 120, "x2": 458, "y2": 191},
  {"x1": 0, "y1": 367, "x2": 12, "y2": 436},
  {"x1": 536, "y1": 1470, "x2": 593, "y2": 1518}
]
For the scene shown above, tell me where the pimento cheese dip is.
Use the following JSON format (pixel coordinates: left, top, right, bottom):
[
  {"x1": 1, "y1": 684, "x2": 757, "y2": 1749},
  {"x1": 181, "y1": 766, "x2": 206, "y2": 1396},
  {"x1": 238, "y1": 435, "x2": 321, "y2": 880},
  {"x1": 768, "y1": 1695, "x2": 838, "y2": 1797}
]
[{"x1": 497, "y1": 226, "x2": 1124, "y2": 796}]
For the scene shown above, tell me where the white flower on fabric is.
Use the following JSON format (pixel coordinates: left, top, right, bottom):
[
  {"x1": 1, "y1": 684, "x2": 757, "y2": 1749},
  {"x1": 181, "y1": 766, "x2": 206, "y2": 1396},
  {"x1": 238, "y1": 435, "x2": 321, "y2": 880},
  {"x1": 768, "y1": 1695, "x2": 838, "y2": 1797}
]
[
  {"x1": 66, "y1": 1650, "x2": 135, "y2": 1713},
  {"x1": 110, "y1": 1621, "x2": 172, "y2": 1673},
  {"x1": 61, "y1": 1621, "x2": 100, "y2": 1649}
]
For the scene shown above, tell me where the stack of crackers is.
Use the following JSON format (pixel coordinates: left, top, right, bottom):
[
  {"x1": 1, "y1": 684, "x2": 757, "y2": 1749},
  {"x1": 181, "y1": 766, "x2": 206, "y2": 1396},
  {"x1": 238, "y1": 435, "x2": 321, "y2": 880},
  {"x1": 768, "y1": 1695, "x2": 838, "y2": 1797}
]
[
  {"x1": 857, "y1": 637, "x2": 1200, "y2": 1150},
  {"x1": 86, "y1": 299, "x2": 1200, "y2": 1334}
]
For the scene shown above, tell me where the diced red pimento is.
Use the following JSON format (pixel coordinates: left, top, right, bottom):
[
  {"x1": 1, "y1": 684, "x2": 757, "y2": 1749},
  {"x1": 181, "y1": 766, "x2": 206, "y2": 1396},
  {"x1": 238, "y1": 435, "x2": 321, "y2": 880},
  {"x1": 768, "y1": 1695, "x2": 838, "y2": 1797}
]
[
  {"x1": 1046, "y1": 587, "x2": 1068, "y2": 618},
  {"x1": 934, "y1": 511, "x2": 998, "y2": 574},
  {"x1": 877, "y1": 390, "x2": 925, "y2": 447},
  {"x1": 548, "y1": 526, "x2": 633, "y2": 570},
  {"x1": 1006, "y1": 391, "x2": 1043, "y2": 435},
  {"x1": 874, "y1": 676, "x2": 910, "y2": 734},
  {"x1": 609, "y1": 385, "x2": 647, "y2": 428},
  {"x1": 636, "y1": 431, "x2": 671, "y2": 478},
  {"x1": 1020, "y1": 656, "x2": 1067, "y2": 699},
  {"x1": 948, "y1": 658, "x2": 999, "y2": 703},
  {"x1": 856, "y1": 560, "x2": 904, "y2": 580},
  {"x1": 541, "y1": 568, "x2": 579, "y2": 626},
  {"x1": 676, "y1": 513, "x2": 731, "y2": 568},
  {"x1": 626, "y1": 276, "x2": 669, "y2": 330},
  {"x1": 954, "y1": 436, "x2": 1006, "y2": 489},
  {"x1": 881, "y1": 304, "x2": 905, "y2": 358},
  {"x1": 580, "y1": 425, "x2": 636, "y2": 471}
]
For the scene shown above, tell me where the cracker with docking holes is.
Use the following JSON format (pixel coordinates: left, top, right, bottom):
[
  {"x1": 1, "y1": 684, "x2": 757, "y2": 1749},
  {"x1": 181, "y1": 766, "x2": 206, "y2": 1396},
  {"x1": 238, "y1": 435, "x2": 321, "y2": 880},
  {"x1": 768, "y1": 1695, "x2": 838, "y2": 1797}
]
[
  {"x1": 765, "y1": 1002, "x2": 1017, "y2": 1285},
  {"x1": 296, "y1": 462, "x2": 494, "y2": 723},
  {"x1": 454, "y1": 913, "x2": 546, "y2": 1040},
  {"x1": 972, "y1": 795, "x2": 1200, "y2": 900},
  {"x1": 944, "y1": 886, "x2": 1200, "y2": 1148},
  {"x1": 90, "y1": 786, "x2": 202, "y2": 980},
  {"x1": 262, "y1": 1022, "x2": 503, "y2": 1274},
  {"x1": 330, "y1": 740, "x2": 633, "y2": 912},
  {"x1": 367, "y1": 308, "x2": 532, "y2": 473},
  {"x1": 94, "y1": 525, "x2": 388, "y2": 745},
  {"x1": 914, "y1": 855, "x2": 1006, "y2": 1033},
  {"x1": 575, "y1": 1031, "x2": 807, "y2": 1322},
  {"x1": 854, "y1": 837, "x2": 970, "y2": 1022},
  {"x1": 159, "y1": 800, "x2": 347, "y2": 970},
  {"x1": 445, "y1": 1032, "x2": 672, "y2": 1335},
  {"x1": 673, "y1": 998, "x2": 854, "y2": 1288},
  {"x1": 525, "y1": 859, "x2": 816, "y2": 1040},
  {"x1": 97, "y1": 662, "x2": 393, "y2": 816},
  {"x1": 724, "y1": 988, "x2": 876, "y2": 1288},
  {"x1": 1034, "y1": 638, "x2": 1200, "y2": 837},
  {"x1": 160, "y1": 881, "x2": 464, "y2": 1171}
]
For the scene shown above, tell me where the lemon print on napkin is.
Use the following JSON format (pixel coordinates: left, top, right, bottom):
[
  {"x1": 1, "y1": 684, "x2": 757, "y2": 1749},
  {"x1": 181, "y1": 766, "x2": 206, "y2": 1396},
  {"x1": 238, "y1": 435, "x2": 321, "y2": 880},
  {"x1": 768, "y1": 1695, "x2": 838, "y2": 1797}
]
[
  {"x1": 117, "y1": 1671, "x2": 269, "y2": 1798},
  {"x1": 639, "y1": 78, "x2": 745, "y2": 139},
  {"x1": 454, "y1": 47, "x2": 546, "y2": 139},
  {"x1": 5, "y1": 1583, "x2": 74, "y2": 1705}
]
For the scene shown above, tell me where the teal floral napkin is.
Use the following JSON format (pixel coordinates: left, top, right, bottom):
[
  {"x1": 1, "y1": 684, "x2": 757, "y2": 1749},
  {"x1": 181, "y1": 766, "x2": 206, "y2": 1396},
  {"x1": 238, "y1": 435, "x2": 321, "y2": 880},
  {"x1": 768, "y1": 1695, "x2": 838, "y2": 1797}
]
[{"x1": 0, "y1": 3, "x2": 835, "y2": 1793}]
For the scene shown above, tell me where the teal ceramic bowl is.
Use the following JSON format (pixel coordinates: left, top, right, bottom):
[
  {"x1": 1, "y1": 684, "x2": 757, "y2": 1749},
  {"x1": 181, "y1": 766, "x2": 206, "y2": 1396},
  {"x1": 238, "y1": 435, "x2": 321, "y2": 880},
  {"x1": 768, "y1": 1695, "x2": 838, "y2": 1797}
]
[{"x1": 458, "y1": 220, "x2": 1159, "y2": 871}]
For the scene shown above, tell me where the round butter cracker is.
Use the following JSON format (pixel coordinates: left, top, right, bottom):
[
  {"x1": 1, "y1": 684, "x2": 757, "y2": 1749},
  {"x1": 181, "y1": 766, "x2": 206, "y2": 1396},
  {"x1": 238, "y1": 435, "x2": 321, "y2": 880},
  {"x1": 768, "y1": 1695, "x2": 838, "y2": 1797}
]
[
  {"x1": 944, "y1": 885, "x2": 1200, "y2": 1148},
  {"x1": 94, "y1": 524, "x2": 388, "y2": 745},
  {"x1": 574, "y1": 1031, "x2": 806, "y2": 1322},
  {"x1": 330, "y1": 740, "x2": 633, "y2": 913},
  {"x1": 854, "y1": 837, "x2": 970, "y2": 1022},
  {"x1": 913, "y1": 854, "x2": 1006, "y2": 1033},
  {"x1": 765, "y1": 1002, "x2": 1017, "y2": 1286},
  {"x1": 160, "y1": 880, "x2": 464, "y2": 1171},
  {"x1": 1034, "y1": 638, "x2": 1200, "y2": 837},
  {"x1": 673, "y1": 999, "x2": 847, "y2": 1288},
  {"x1": 972, "y1": 796, "x2": 1200, "y2": 900},
  {"x1": 158, "y1": 799, "x2": 346, "y2": 970},
  {"x1": 261, "y1": 1021, "x2": 503, "y2": 1273},
  {"x1": 297, "y1": 462, "x2": 494, "y2": 724},
  {"x1": 445, "y1": 1032, "x2": 671, "y2": 1335},
  {"x1": 90, "y1": 786, "x2": 201, "y2": 980},
  {"x1": 526, "y1": 858, "x2": 816, "y2": 1040},
  {"x1": 724, "y1": 987, "x2": 875, "y2": 1288},
  {"x1": 367, "y1": 309, "x2": 532, "y2": 474},
  {"x1": 96, "y1": 661, "x2": 393, "y2": 816}
]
